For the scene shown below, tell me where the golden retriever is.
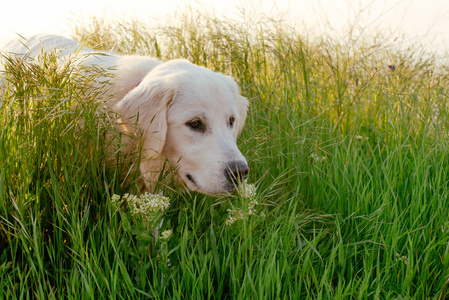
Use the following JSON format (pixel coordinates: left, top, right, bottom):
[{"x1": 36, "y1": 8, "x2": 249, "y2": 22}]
[{"x1": 0, "y1": 34, "x2": 249, "y2": 195}]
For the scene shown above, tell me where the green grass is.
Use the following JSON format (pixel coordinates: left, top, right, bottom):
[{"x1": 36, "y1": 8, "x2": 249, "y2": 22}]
[{"x1": 2, "y1": 9, "x2": 449, "y2": 299}]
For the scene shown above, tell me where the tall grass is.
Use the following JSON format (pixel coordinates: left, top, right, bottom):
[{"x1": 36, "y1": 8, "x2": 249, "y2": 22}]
[{"x1": 2, "y1": 9, "x2": 449, "y2": 299}]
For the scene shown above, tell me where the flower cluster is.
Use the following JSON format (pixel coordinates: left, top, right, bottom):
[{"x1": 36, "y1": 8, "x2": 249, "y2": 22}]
[
  {"x1": 247, "y1": 199, "x2": 258, "y2": 215},
  {"x1": 124, "y1": 192, "x2": 170, "y2": 215},
  {"x1": 238, "y1": 183, "x2": 257, "y2": 199},
  {"x1": 111, "y1": 192, "x2": 170, "y2": 226},
  {"x1": 226, "y1": 183, "x2": 263, "y2": 226},
  {"x1": 395, "y1": 253, "x2": 408, "y2": 265},
  {"x1": 160, "y1": 229, "x2": 173, "y2": 240},
  {"x1": 225, "y1": 207, "x2": 245, "y2": 226},
  {"x1": 111, "y1": 194, "x2": 121, "y2": 205},
  {"x1": 111, "y1": 192, "x2": 173, "y2": 272},
  {"x1": 310, "y1": 152, "x2": 327, "y2": 163}
]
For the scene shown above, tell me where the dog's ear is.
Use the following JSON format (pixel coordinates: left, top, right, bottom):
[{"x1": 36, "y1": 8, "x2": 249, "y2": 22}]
[
  {"x1": 114, "y1": 78, "x2": 173, "y2": 159},
  {"x1": 234, "y1": 94, "x2": 249, "y2": 139},
  {"x1": 225, "y1": 76, "x2": 249, "y2": 139}
]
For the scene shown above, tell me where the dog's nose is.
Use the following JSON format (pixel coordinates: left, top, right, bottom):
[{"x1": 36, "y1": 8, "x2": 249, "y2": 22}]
[{"x1": 225, "y1": 161, "x2": 249, "y2": 184}]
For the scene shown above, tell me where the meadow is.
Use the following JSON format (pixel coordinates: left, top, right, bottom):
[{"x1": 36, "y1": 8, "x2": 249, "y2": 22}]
[{"x1": 1, "y1": 10, "x2": 449, "y2": 299}]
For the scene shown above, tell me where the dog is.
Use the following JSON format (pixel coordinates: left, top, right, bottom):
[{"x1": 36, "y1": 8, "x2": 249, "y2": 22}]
[{"x1": 0, "y1": 34, "x2": 249, "y2": 195}]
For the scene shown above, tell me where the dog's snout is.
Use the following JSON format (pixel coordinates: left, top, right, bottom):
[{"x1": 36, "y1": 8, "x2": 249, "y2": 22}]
[{"x1": 225, "y1": 161, "x2": 249, "y2": 184}]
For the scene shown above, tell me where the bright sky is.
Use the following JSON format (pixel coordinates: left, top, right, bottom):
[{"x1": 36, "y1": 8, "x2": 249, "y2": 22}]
[{"x1": 1, "y1": 0, "x2": 449, "y2": 60}]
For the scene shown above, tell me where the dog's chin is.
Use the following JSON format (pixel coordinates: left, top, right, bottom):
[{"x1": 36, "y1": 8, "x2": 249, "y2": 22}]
[{"x1": 182, "y1": 173, "x2": 236, "y2": 196}]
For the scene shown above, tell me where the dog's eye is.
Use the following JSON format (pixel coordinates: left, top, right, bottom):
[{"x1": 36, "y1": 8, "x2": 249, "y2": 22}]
[
  {"x1": 229, "y1": 116, "x2": 235, "y2": 128},
  {"x1": 187, "y1": 119, "x2": 205, "y2": 132}
]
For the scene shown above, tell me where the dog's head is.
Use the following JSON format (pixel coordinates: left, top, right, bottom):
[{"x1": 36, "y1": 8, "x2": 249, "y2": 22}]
[{"x1": 115, "y1": 59, "x2": 249, "y2": 195}]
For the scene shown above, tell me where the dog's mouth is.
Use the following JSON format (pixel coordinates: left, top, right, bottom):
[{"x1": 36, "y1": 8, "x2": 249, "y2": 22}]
[{"x1": 184, "y1": 173, "x2": 238, "y2": 196}]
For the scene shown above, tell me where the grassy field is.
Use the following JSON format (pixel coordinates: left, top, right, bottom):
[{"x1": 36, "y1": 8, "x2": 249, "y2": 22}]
[{"x1": 2, "y1": 10, "x2": 449, "y2": 299}]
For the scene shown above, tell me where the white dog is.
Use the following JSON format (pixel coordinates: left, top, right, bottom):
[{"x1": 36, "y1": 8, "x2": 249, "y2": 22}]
[{"x1": 0, "y1": 35, "x2": 249, "y2": 195}]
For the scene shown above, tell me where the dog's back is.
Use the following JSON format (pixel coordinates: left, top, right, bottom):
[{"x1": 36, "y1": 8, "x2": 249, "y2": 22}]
[
  {"x1": 0, "y1": 35, "x2": 161, "y2": 106},
  {"x1": 1, "y1": 34, "x2": 87, "y2": 57}
]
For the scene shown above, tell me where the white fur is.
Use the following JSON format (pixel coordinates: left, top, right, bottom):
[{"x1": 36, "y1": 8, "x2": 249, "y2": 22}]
[{"x1": 0, "y1": 34, "x2": 249, "y2": 195}]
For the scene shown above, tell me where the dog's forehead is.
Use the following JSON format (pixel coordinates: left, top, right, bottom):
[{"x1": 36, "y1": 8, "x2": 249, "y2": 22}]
[{"x1": 169, "y1": 73, "x2": 237, "y2": 115}]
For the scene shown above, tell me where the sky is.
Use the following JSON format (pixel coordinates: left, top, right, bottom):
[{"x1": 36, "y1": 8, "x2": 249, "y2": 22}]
[{"x1": 1, "y1": 0, "x2": 449, "y2": 61}]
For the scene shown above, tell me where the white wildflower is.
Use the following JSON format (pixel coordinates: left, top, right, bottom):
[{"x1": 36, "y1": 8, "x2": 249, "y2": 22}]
[
  {"x1": 225, "y1": 207, "x2": 244, "y2": 226},
  {"x1": 225, "y1": 197, "x2": 261, "y2": 226},
  {"x1": 114, "y1": 192, "x2": 170, "y2": 227},
  {"x1": 247, "y1": 200, "x2": 258, "y2": 215},
  {"x1": 395, "y1": 253, "x2": 408, "y2": 265},
  {"x1": 111, "y1": 194, "x2": 121, "y2": 205},
  {"x1": 310, "y1": 152, "x2": 326, "y2": 163},
  {"x1": 121, "y1": 193, "x2": 130, "y2": 202},
  {"x1": 239, "y1": 182, "x2": 257, "y2": 199},
  {"x1": 225, "y1": 216, "x2": 237, "y2": 226},
  {"x1": 128, "y1": 192, "x2": 170, "y2": 217},
  {"x1": 160, "y1": 229, "x2": 173, "y2": 240}
]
